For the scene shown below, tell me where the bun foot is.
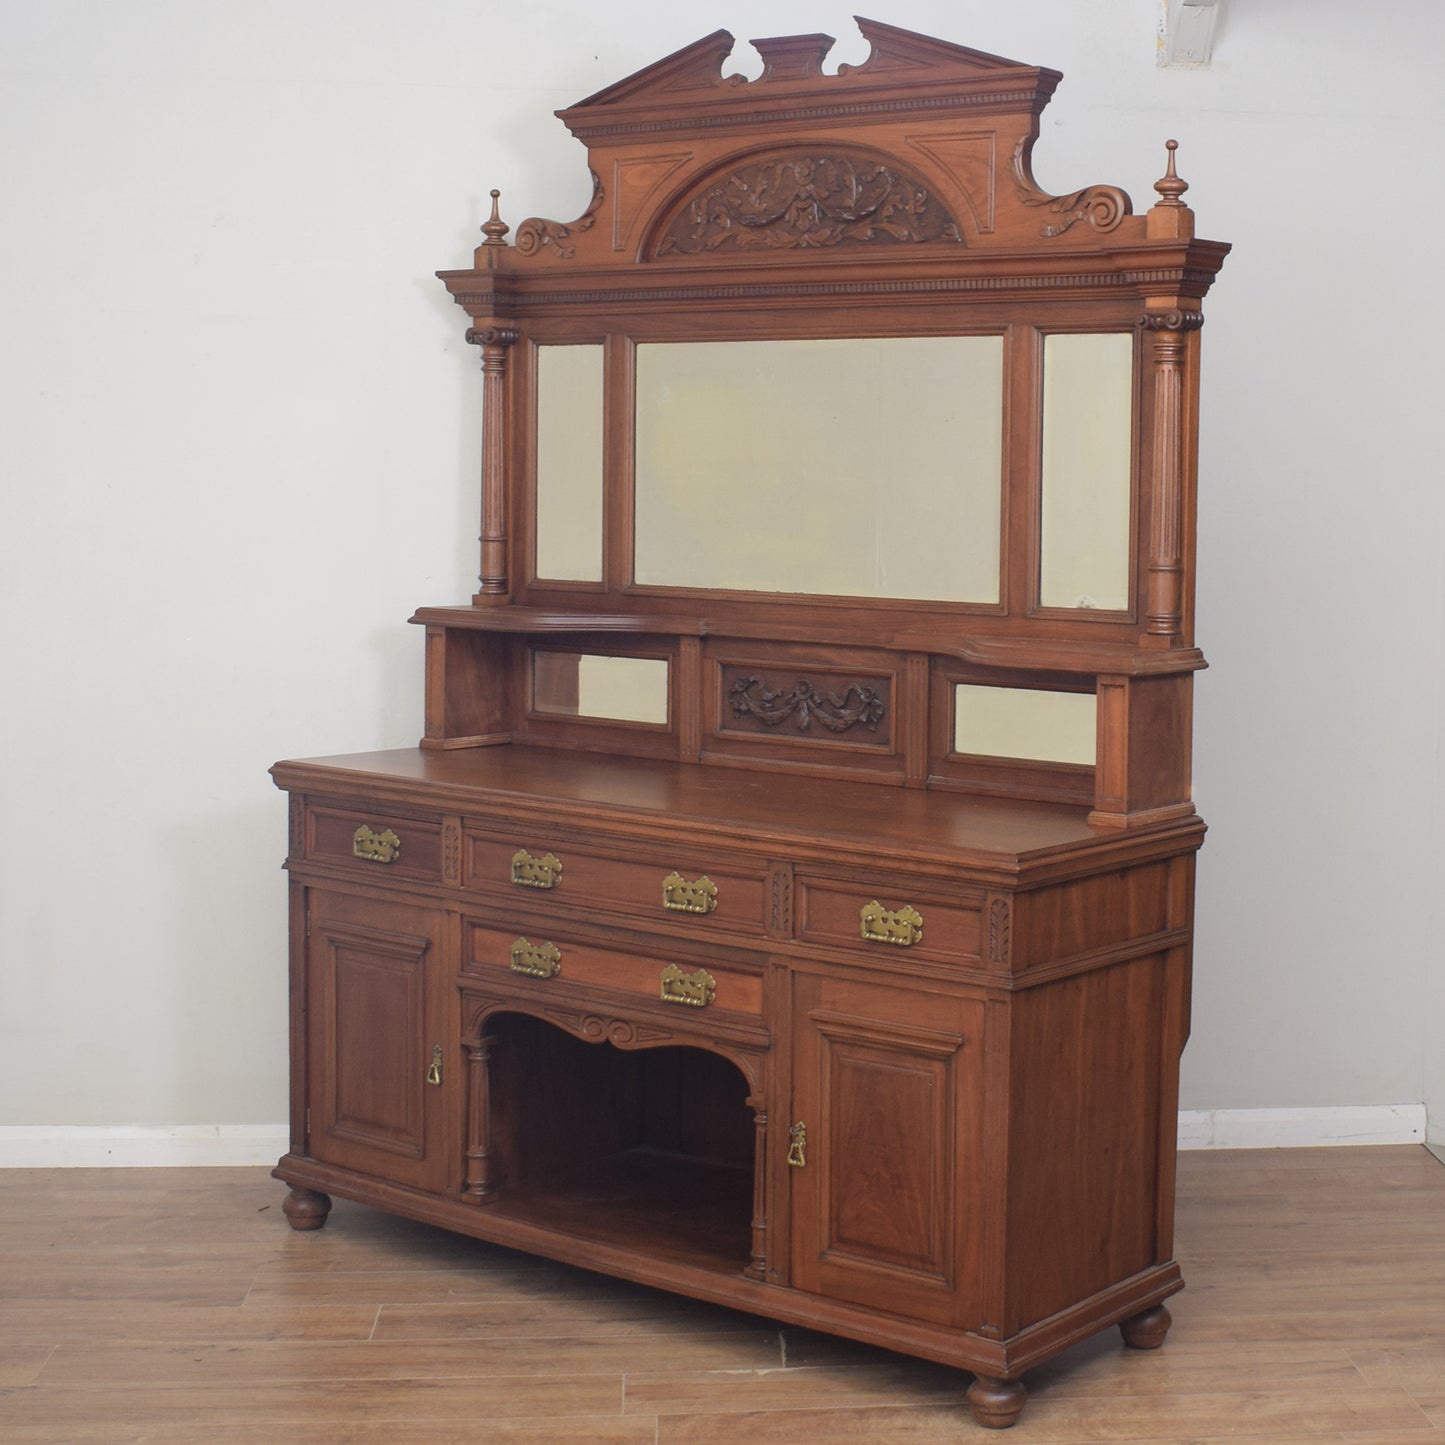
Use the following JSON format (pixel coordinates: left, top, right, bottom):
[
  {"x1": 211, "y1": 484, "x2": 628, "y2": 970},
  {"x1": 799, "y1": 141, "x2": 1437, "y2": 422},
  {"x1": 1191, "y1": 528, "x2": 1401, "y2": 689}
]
[
  {"x1": 966, "y1": 1374, "x2": 1026, "y2": 1429},
  {"x1": 1120, "y1": 1302, "x2": 1172, "y2": 1350},
  {"x1": 281, "y1": 1186, "x2": 332, "y2": 1231}
]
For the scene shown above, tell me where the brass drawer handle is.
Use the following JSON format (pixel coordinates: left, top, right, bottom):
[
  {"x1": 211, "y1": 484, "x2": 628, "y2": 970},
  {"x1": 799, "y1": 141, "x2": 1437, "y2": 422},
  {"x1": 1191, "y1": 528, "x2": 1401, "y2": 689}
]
[
  {"x1": 659, "y1": 963, "x2": 716, "y2": 1009},
  {"x1": 859, "y1": 900, "x2": 924, "y2": 947},
  {"x1": 511, "y1": 849, "x2": 562, "y2": 889},
  {"x1": 662, "y1": 871, "x2": 718, "y2": 915},
  {"x1": 510, "y1": 938, "x2": 562, "y2": 979},
  {"x1": 787, "y1": 1121, "x2": 807, "y2": 1168},
  {"x1": 352, "y1": 825, "x2": 402, "y2": 865}
]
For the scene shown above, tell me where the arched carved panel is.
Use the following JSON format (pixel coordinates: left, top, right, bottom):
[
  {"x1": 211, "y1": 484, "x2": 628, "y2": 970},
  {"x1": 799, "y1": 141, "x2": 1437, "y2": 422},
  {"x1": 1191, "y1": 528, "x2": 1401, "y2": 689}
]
[
  {"x1": 653, "y1": 150, "x2": 964, "y2": 257},
  {"x1": 460, "y1": 992, "x2": 765, "y2": 1094}
]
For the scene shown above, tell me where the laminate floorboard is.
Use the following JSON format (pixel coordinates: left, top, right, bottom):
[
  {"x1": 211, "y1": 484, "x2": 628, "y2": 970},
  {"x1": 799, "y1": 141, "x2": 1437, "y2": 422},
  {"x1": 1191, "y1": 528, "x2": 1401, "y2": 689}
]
[{"x1": 0, "y1": 1147, "x2": 1442, "y2": 1442}]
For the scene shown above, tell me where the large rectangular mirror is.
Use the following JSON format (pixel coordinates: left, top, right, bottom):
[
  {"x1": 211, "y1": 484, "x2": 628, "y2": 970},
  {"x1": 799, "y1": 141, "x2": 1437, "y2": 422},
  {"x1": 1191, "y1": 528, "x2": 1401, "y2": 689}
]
[{"x1": 633, "y1": 336, "x2": 1003, "y2": 603}]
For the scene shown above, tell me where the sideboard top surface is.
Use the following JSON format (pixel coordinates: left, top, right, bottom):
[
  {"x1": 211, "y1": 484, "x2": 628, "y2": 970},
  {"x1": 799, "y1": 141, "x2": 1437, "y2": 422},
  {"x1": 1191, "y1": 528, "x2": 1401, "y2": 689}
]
[{"x1": 272, "y1": 745, "x2": 1203, "y2": 878}]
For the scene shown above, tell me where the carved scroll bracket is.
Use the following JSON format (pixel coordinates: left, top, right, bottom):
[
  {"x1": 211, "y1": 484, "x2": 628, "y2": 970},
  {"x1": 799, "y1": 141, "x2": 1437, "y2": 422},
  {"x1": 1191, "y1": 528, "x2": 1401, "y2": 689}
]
[
  {"x1": 1011, "y1": 136, "x2": 1130, "y2": 238},
  {"x1": 1143, "y1": 309, "x2": 1205, "y2": 334},
  {"x1": 465, "y1": 327, "x2": 521, "y2": 347},
  {"x1": 515, "y1": 172, "x2": 604, "y2": 261},
  {"x1": 465, "y1": 324, "x2": 520, "y2": 603}
]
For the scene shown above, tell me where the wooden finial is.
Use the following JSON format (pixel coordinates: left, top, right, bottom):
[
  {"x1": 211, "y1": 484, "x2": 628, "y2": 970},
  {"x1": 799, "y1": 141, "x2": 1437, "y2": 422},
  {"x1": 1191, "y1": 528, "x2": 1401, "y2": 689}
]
[
  {"x1": 1154, "y1": 139, "x2": 1189, "y2": 207},
  {"x1": 481, "y1": 189, "x2": 511, "y2": 246}
]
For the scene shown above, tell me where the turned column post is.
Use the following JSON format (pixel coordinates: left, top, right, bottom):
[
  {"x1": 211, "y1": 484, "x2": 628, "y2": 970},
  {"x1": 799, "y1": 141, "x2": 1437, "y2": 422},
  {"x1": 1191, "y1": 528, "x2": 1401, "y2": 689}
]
[
  {"x1": 464, "y1": 1034, "x2": 498, "y2": 1202},
  {"x1": 464, "y1": 189, "x2": 520, "y2": 604},
  {"x1": 746, "y1": 1094, "x2": 768, "y2": 1281},
  {"x1": 1141, "y1": 307, "x2": 1203, "y2": 644},
  {"x1": 465, "y1": 325, "x2": 520, "y2": 603},
  {"x1": 1141, "y1": 139, "x2": 1203, "y2": 648}
]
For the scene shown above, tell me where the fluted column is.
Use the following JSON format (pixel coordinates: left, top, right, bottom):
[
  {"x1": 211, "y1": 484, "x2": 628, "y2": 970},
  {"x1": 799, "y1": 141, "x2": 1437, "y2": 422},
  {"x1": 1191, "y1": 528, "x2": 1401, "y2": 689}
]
[
  {"x1": 1142, "y1": 308, "x2": 1203, "y2": 642},
  {"x1": 465, "y1": 326, "x2": 519, "y2": 602}
]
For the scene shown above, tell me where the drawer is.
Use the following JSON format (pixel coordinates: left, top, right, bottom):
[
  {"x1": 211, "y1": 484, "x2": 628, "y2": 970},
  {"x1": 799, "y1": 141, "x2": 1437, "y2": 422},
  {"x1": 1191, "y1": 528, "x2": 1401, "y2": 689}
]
[
  {"x1": 465, "y1": 833, "x2": 768, "y2": 935},
  {"x1": 305, "y1": 803, "x2": 444, "y2": 884},
  {"x1": 464, "y1": 922, "x2": 763, "y2": 1019},
  {"x1": 796, "y1": 872, "x2": 984, "y2": 965}
]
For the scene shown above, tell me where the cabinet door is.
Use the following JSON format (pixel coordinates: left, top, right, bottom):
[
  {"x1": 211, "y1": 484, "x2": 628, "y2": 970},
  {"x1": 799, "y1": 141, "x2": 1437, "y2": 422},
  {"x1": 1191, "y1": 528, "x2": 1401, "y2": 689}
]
[
  {"x1": 305, "y1": 888, "x2": 451, "y2": 1192},
  {"x1": 789, "y1": 972, "x2": 984, "y2": 1327}
]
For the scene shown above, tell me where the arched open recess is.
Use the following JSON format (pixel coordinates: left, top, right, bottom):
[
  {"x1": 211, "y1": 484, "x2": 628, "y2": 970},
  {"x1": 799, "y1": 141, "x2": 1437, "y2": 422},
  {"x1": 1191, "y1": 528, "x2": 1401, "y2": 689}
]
[{"x1": 460, "y1": 1003, "x2": 768, "y2": 1279}]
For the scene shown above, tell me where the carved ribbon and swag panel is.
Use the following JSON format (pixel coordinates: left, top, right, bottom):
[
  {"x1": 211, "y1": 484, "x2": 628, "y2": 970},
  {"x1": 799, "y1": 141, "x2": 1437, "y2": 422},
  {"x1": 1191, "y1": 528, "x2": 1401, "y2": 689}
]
[
  {"x1": 656, "y1": 151, "x2": 963, "y2": 256},
  {"x1": 723, "y1": 670, "x2": 891, "y2": 747}
]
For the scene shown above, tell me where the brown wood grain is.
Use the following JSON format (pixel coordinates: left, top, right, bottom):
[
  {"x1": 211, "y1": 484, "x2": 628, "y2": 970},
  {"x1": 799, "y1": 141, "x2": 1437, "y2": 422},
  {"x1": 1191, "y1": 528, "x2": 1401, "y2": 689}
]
[
  {"x1": 260, "y1": 22, "x2": 1240, "y2": 1432},
  {"x1": 2, "y1": 1152, "x2": 1444, "y2": 1440}
]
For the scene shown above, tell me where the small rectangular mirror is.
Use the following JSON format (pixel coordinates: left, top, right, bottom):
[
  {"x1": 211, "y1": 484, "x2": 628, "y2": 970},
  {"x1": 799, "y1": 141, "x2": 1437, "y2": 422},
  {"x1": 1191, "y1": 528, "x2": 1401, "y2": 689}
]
[
  {"x1": 535, "y1": 344, "x2": 604, "y2": 582},
  {"x1": 532, "y1": 652, "x2": 669, "y2": 725},
  {"x1": 953, "y1": 683, "x2": 1095, "y2": 766},
  {"x1": 1038, "y1": 332, "x2": 1133, "y2": 612}
]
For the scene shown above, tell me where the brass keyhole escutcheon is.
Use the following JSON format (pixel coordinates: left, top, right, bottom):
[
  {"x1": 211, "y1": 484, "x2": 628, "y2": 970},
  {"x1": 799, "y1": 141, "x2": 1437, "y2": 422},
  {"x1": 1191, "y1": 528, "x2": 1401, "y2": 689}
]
[
  {"x1": 425, "y1": 1045, "x2": 443, "y2": 1087},
  {"x1": 786, "y1": 1121, "x2": 807, "y2": 1168}
]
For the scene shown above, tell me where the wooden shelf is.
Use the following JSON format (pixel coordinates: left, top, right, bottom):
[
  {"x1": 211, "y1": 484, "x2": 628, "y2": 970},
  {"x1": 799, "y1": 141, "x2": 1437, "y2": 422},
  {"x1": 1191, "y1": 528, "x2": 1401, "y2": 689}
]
[
  {"x1": 486, "y1": 1147, "x2": 754, "y2": 1276},
  {"x1": 410, "y1": 604, "x2": 1207, "y2": 678}
]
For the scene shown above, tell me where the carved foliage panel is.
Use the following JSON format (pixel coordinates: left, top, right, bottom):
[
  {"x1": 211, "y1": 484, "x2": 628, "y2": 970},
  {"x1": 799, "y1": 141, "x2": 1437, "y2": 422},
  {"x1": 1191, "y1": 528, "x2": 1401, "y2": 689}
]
[{"x1": 655, "y1": 150, "x2": 964, "y2": 257}]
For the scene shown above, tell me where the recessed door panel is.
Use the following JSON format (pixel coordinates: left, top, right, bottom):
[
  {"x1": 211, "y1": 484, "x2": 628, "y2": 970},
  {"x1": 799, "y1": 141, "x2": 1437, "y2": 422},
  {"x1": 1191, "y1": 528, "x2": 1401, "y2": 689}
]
[
  {"x1": 824, "y1": 1032, "x2": 951, "y2": 1277},
  {"x1": 306, "y1": 889, "x2": 450, "y2": 1192},
  {"x1": 790, "y1": 973, "x2": 985, "y2": 1327}
]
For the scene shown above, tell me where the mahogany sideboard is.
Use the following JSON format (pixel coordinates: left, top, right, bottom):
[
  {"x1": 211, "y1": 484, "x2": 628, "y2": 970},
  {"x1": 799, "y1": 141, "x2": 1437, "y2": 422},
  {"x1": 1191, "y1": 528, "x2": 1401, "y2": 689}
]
[{"x1": 272, "y1": 20, "x2": 1226, "y2": 1429}]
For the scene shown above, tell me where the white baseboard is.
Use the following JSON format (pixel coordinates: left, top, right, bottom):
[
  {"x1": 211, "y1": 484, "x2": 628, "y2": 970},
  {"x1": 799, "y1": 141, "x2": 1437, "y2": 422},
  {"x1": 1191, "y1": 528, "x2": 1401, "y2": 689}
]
[
  {"x1": 1177, "y1": 1104, "x2": 1426, "y2": 1150},
  {"x1": 0, "y1": 1125, "x2": 290, "y2": 1168},
  {"x1": 0, "y1": 1108, "x2": 1430, "y2": 1166}
]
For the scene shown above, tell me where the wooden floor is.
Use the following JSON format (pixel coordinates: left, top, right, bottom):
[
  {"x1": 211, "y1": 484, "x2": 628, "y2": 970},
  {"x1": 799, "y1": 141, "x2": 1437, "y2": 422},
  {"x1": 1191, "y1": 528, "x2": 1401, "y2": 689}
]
[{"x1": 1, "y1": 1147, "x2": 1443, "y2": 1443}]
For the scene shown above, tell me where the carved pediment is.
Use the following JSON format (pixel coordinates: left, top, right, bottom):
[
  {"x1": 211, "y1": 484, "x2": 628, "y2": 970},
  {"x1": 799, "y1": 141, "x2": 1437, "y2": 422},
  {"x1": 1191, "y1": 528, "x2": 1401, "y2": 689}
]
[
  {"x1": 443, "y1": 18, "x2": 1208, "y2": 275},
  {"x1": 556, "y1": 17, "x2": 1060, "y2": 144},
  {"x1": 562, "y1": 18, "x2": 1048, "y2": 117},
  {"x1": 843, "y1": 17, "x2": 1041, "y2": 80}
]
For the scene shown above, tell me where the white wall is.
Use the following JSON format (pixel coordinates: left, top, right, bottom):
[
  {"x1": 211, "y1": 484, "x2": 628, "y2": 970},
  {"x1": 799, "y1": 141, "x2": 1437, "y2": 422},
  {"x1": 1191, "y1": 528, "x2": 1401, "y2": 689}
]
[{"x1": 2, "y1": 0, "x2": 1442, "y2": 1136}]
